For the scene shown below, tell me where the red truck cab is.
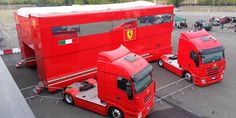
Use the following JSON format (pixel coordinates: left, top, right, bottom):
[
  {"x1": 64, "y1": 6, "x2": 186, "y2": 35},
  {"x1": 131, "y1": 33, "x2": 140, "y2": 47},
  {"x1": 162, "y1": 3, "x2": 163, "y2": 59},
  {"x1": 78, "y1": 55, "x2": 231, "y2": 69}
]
[
  {"x1": 158, "y1": 29, "x2": 226, "y2": 86},
  {"x1": 64, "y1": 45, "x2": 155, "y2": 118}
]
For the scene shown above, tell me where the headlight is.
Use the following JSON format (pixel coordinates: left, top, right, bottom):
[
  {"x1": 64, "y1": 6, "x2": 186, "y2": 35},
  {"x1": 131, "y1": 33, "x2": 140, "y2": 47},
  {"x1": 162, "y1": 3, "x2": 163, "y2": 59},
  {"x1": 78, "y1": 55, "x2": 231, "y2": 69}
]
[
  {"x1": 220, "y1": 73, "x2": 224, "y2": 78},
  {"x1": 201, "y1": 79, "x2": 206, "y2": 84},
  {"x1": 138, "y1": 112, "x2": 142, "y2": 118}
]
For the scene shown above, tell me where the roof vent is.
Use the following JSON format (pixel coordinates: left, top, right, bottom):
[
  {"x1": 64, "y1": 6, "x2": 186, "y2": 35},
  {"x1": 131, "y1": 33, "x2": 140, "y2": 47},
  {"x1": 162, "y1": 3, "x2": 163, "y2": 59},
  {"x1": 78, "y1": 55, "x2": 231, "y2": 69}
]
[
  {"x1": 124, "y1": 54, "x2": 137, "y2": 62},
  {"x1": 200, "y1": 36, "x2": 210, "y2": 41}
]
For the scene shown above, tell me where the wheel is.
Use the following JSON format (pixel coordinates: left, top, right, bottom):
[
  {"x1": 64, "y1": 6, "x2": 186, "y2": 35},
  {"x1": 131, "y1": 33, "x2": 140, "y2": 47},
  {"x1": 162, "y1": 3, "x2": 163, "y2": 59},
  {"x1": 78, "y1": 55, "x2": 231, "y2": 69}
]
[
  {"x1": 157, "y1": 59, "x2": 164, "y2": 67},
  {"x1": 109, "y1": 107, "x2": 124, "y2": 118},
  {"x1": 183, "y1": 72, "x2": 193, "y2": 83},
  {"x1": 64, "y1": 93, "x2": 74, "y2": 105}
]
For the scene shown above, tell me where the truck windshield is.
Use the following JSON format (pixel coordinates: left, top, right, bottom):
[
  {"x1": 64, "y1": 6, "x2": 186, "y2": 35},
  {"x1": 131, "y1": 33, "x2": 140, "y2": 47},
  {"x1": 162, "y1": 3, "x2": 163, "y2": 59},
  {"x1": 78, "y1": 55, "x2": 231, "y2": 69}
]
[
  {"x1": 133, "y1": 75, "x2": 152, "y2": 94},
  {"x1": 132, "y1": 64, "x2": 153, "y2": 93},
  {"x1": 201, "y1": 51, "x2": 224, "y2": 64}
]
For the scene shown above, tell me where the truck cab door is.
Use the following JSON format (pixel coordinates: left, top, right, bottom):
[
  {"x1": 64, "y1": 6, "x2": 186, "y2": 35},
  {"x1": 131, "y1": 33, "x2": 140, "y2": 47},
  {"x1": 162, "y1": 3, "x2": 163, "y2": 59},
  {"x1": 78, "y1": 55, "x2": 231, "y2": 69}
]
[{"x1": 115, "y1": 77, "x2": 134, "y2": 111}]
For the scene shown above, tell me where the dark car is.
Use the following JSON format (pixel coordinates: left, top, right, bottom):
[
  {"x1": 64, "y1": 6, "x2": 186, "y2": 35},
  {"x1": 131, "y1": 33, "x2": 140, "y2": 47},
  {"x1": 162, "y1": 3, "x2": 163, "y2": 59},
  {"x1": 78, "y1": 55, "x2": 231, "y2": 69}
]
[
  {"x1": 220, "y1": 16, "x2": 232, "y2": 24},
  {"x1": 194, "y1": 19, "x2": 212, "y2": 31}
]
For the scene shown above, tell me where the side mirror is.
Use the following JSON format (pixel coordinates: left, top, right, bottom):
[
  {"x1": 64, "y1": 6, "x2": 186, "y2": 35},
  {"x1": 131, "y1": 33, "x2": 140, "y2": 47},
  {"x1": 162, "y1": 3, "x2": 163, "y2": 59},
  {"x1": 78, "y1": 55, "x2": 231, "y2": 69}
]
[{"x1": 126, "y1": 83, "x2": 133, "y2": 100}]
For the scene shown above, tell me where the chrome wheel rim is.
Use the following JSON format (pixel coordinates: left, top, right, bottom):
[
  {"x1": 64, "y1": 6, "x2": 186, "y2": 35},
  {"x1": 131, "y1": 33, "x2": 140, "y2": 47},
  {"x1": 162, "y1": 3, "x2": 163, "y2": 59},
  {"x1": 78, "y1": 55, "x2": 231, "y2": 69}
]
[
  {"x1": 158, "y1": 60, "x2": 163, "y2": 67},
  {"x1": 65, "y1": 94, "x2": 73, "y2": 104},
  {"x1": 184, "y1": 73, "x2": 192, "y2": 81},
  {"x1": 112, "y1": 109, "x2": 121, "y2": 118}
]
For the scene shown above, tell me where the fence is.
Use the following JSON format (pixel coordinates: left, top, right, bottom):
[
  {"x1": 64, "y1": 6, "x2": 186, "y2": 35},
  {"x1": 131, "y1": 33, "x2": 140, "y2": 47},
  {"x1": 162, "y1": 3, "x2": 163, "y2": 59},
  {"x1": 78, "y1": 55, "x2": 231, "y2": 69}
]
[
  {"x1": 155, "y1": 78, "x2": 195, "y2": 104},
  {"x1": 20, "y1": 85, "x2": 65, "y2": 105},
  {"x1": 0, "y1": 24, "x2": 6, "y2": 48},
  {"x1": 181, "y1": 0, "x2": 236, "y2": 6}
]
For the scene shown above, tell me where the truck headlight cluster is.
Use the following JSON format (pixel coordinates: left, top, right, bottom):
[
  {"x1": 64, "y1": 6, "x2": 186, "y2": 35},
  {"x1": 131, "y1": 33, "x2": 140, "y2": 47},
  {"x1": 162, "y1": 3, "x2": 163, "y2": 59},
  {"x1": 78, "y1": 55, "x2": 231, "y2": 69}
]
[
  {"x1": 201, "y1": 79, "x2": 206, "y2": 84},
  {"x1": 221, "y1": 73, "x2": 224, "y2": 79}
]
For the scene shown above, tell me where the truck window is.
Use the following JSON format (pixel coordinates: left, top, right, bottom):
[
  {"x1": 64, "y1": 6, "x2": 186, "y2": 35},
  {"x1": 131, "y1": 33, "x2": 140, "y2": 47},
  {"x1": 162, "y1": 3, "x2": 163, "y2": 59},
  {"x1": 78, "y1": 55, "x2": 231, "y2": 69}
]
[
  {"x1": 133, "y1": 75, "x2": 152, "y2": 93},
  {"x1": 190, "y1": 51, "x2": 198, "y2": 60},
  {"x1": 137, "y1": 13, "x2": 172, "y2": 27},
  {"x1": 117, "y1": 77, "x2": 129, "y2": 91},
  {"x1": 80, "y1": 21, "x2": 112, "y2": 36},
  {"x1": 190, "y1": 51, "x2": 199, "y2": 67},
  {"x1": 112, "y1": 18, "x2": 137, "y2": 30},
  {"x1": 52, "y1": 25, "x2": 80, "y2": 37},
  {"x1": 200, "y1": 46, "x2": 225, "y2": 64}
]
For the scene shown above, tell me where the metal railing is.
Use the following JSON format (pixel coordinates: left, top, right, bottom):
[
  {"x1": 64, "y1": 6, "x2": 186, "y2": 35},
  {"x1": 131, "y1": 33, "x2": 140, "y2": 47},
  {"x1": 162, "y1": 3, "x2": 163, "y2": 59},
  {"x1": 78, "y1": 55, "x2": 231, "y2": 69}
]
[
  {"x1": 20, "y1": 85, "x2": 65, "y2": 105},
  {"x1": 155, "y1": 78, "x2": 195, "y2": 103},
  {"x1": 0, "y1": 24, "x2": 6, "y2": 48}
]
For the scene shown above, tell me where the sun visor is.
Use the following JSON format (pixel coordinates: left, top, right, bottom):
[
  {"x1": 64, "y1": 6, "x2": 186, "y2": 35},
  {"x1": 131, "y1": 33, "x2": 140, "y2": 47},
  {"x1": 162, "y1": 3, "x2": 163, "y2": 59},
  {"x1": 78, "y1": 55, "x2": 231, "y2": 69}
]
[{"x1": 132, "y1": 64, "x2": 153, "y2": 82}]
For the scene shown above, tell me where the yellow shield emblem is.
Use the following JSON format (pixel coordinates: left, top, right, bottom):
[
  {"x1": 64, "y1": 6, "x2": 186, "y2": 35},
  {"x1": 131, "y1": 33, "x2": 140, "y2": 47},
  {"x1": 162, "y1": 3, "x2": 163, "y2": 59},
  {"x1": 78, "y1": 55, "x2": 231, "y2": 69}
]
[
  {"x1": 32, "y1": 19, "x2": 36, "y2": 29},
  {"x1": 127, "y1": 29, "x2": 133, "y2": 40}
]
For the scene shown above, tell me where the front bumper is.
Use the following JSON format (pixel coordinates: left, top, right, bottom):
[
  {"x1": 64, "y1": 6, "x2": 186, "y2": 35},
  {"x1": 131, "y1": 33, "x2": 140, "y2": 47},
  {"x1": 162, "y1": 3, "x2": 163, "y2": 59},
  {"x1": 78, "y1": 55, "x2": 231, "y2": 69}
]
[
  {"x1": 125, "y1": 99, "x2": 154, "y2": 118},
  {"x1": 193, "y1": 74, "x2": 223, "y2": 86}
]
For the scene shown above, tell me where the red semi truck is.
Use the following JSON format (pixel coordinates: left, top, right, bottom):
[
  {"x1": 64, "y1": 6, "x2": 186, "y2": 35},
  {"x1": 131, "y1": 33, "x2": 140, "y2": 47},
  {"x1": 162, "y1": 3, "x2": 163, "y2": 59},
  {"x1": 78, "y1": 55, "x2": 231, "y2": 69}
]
[
  {"x1": 64, "y1": 45, "x2": 155, "y2": 118},
  {"x1": 14, "y1": 1, "x2": 173, "y2": 91},
  {"x1": 158, "y1": 29, "x2": 226, "y2": 86}
]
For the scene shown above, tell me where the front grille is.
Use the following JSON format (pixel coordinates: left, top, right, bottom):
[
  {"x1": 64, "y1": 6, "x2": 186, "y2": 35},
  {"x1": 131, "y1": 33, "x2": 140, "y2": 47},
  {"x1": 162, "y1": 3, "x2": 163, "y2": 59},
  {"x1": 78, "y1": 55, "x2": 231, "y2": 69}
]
[{"x1": 207, "y1": 66, "x2": 220, "y2": 78}]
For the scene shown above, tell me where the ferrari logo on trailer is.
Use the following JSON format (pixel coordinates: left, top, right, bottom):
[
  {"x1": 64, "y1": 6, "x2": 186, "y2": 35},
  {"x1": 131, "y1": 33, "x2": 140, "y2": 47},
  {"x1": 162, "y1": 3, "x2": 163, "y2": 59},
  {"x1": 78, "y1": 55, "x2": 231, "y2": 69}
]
[
  {"x1": 124, "y1": 28, "x2": 136, "y2": 41},
  {"x1": 32, "y1": 19, "x2": 37, "y2": 29},
  {"x1": 127, "y1": 29, "x2": 133, "y2": 40}
]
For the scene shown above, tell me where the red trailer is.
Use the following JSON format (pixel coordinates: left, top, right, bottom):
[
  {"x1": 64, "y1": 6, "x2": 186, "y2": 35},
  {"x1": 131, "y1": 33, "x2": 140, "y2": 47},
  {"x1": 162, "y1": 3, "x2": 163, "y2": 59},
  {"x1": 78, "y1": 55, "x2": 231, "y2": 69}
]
[
  {"x1": 14, "y1": 1, "x2": 174, "y2": 91},
  {"x1": 64, "y1": 45, "x2": 155, "y2": 118},
  {"x1": 158, "y1": 29, "x2": 226, "y2": 86}
]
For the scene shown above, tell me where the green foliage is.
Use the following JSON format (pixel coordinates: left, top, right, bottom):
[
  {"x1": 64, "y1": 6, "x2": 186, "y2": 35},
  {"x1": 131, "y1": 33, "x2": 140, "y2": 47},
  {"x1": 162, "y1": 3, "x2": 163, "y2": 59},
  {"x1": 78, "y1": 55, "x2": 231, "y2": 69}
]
[
  {"x1": 166, "y1": 0, "x2": 185, "y2": 7},
  {"x1": 1, "y1": 0, "x2": 235, "y2": 5},
  {"x1": 198, "y1": 0, "x2": 236, "y2": 5},
  {"x1": 0, "y1": 0, "x2": 124, "y2": 5}
]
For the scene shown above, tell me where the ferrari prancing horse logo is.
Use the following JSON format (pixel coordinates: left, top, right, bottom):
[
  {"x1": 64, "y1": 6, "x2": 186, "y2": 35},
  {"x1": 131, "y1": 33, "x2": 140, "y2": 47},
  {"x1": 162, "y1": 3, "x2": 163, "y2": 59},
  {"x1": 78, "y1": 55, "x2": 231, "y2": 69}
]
[
  {"x1": 124, "y1": 28, "x2": 136, "y2": 41},
  {"x1": 127, "y1": 29, "x2": 133, "y2": 40}
]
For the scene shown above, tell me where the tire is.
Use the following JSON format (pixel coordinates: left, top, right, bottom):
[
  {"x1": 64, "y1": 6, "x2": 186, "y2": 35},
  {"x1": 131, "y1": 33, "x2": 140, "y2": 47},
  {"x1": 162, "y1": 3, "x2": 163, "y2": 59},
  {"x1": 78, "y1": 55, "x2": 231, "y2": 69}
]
[
  {"x1": 64, "y1": 93, "x2": 74, "y2": 105},
  {"x1": 157, "y1": 59, "x2": 164, "y2": 67},
  {"x1": 183, "y1": 71, "x2": 193, "y2": 83},
  {"x1": 109, "y1": 107, "x2": 124, "y2": 118}
]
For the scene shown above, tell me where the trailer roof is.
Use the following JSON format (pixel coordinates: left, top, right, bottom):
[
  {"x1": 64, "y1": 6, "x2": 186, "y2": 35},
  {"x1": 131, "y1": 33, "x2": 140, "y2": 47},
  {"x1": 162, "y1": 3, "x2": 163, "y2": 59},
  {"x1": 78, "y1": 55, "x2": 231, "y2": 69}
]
[{"x1": 17, "y1": 1, "x2": 157, "y2": 17}]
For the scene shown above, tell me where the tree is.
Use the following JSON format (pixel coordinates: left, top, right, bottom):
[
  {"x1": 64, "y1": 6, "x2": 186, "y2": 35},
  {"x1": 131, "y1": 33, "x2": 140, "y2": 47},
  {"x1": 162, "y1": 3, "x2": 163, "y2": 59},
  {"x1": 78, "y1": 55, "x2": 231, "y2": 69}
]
[{"x1": 167, "y1": 0, "x2": 184, "y2": 7}]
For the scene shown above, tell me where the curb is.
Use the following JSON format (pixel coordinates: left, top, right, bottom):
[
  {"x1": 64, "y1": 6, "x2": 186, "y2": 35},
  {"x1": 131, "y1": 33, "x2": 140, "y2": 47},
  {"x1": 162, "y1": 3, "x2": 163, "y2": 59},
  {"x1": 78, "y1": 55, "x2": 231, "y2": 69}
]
[{"x1": 0, "y1": 48, "x2": 21, "y2": 55}]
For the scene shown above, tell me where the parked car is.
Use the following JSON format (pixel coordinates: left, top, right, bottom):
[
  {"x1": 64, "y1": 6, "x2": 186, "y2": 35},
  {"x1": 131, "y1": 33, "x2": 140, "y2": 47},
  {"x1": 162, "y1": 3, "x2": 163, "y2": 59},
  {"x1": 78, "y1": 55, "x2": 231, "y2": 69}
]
[
  {"x1": 209, "y1": 17, "x2": 221, "y2": 26},
  {"x1": 194, "y1": 19, "x2": 212, "y2": 31},
  {"x1": 174, "y1": 15, "x2": 188, "y2": 29},
  {"x1": 219, "y1": 16, "x2": 232, "y2": 24}
]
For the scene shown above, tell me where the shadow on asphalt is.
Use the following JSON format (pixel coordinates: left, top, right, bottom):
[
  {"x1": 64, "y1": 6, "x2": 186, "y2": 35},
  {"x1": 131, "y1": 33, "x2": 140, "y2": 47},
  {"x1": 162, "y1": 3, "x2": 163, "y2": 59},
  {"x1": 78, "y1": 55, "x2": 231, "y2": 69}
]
[{"x1": 148, "y1": 108, "x2": 199, "y2": 118}]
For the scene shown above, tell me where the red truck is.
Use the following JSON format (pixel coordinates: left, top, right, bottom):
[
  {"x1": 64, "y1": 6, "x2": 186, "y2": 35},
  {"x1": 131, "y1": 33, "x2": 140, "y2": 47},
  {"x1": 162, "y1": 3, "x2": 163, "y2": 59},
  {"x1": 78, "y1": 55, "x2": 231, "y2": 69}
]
[
  {"x1": 158, "y1": 29, "x2": 226, "y2": 86},
  {"x1": 64, "y1": 45, "x2": 155, "y2": 118},
  {"x1": 14, "y1": 1, "x2": 173, "y2": 91}
]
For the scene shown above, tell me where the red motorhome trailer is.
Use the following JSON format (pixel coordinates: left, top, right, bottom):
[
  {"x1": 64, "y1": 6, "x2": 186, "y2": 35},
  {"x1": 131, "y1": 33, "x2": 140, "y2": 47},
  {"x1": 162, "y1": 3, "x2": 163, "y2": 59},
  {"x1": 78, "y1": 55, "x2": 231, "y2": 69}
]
[
  {"x1": 64, "y1": 45, "x2": 155, "y2": 118},
  {"x1": 14, "y1": 1, "x2": 174, "y2": 91},
  {"x1": 158, "y1": 29, "x2": 226, "y2": 86}
]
